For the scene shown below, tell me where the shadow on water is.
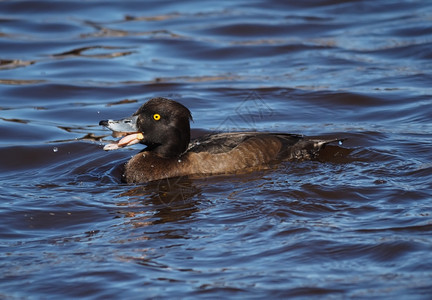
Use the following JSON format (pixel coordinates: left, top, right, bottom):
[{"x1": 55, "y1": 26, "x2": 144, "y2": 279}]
[{"x1": 116, "y1": 176, "x2": 202, "y2": 225}]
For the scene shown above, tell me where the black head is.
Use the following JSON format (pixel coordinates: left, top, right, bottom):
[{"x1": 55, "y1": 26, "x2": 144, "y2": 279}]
[
  {"x1": 100, "y1": 97, "x2": 193, "y2": 157},
  {"x1": 135, "y1": 97, "x2": 192, "y2": 157}
]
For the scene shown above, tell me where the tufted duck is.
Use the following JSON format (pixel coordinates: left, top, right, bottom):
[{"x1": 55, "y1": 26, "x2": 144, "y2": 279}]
[{"x1": 99, "y1": 97, "x2": 343, "y2": 183}]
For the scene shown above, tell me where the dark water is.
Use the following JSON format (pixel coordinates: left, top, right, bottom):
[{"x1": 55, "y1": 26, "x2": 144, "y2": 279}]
[{"x1": 1, "y1": 0, "x2": 432, "y2": 298}]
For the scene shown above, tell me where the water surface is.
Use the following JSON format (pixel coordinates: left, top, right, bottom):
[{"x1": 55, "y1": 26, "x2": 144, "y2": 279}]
[{"x1": 1, "y1": 0, "x2": 432, "y2": 299}]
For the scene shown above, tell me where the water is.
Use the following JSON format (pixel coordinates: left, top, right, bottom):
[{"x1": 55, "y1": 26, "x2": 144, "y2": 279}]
[{"x1": 1, "y1": 0, "x2": 432, "y2": 298}]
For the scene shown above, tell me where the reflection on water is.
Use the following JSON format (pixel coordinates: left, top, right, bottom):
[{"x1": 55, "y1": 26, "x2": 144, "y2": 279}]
[
  {"x1": 1, "y1": 0, "x2": 432, "y2": 299},
  {"x1": 118, "y1": 177, "x2": 202, "y2": 226}
]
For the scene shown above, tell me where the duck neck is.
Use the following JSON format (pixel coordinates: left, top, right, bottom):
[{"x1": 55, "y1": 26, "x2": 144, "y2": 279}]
[{"x1": 150, "y1": 130, "x2": 190, "y2": 158}]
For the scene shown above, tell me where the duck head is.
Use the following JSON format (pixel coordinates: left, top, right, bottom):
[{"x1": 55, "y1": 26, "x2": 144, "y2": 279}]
[{"x1": 100, "y1": 97, "x2": 193, "y2": 157}]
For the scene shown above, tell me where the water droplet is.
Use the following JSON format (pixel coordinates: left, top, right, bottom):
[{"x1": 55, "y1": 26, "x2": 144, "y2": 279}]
[{"x1": 53, "y1": 147, "x2": 58, "y2": 152}]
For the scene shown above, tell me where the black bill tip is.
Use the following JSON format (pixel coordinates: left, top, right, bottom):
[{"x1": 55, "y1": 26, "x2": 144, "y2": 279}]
[{"x1": 99, "y1": 120, "x2": 109, "y2": 126}]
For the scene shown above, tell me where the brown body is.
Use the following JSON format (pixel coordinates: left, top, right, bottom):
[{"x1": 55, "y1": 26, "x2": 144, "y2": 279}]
[{"x1": 123, "y1": 132, "x2": 335, "y2": 183}]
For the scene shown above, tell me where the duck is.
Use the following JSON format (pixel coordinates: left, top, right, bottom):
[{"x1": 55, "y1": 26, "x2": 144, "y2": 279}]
[{"x1": 99, "y1": 97, "x2": 343, "y2": 183}]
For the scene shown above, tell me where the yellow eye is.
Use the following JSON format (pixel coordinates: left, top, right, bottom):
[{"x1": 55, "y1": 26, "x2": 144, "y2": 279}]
[{"x1": 153, "y1": 113, "x2": 161, "y2": 121}]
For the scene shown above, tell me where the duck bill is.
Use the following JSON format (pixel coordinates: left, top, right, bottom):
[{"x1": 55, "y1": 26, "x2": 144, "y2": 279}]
[
  {"x1": 99, "y1": 115, "x2": 139, "y2": 134},
  {"x1": 99, "y1": 115, "x2": 144, "y2": 151}
]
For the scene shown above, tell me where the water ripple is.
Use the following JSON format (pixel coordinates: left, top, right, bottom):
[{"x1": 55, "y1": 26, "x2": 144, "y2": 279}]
[{"x1": 1, "y1": 0, "x2": 432, "y2": 299}]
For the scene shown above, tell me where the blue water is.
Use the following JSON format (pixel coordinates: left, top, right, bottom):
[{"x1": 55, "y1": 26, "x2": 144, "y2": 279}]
[{"x1": 1, "y1": 0, "x2": 432, "y2": 299}]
